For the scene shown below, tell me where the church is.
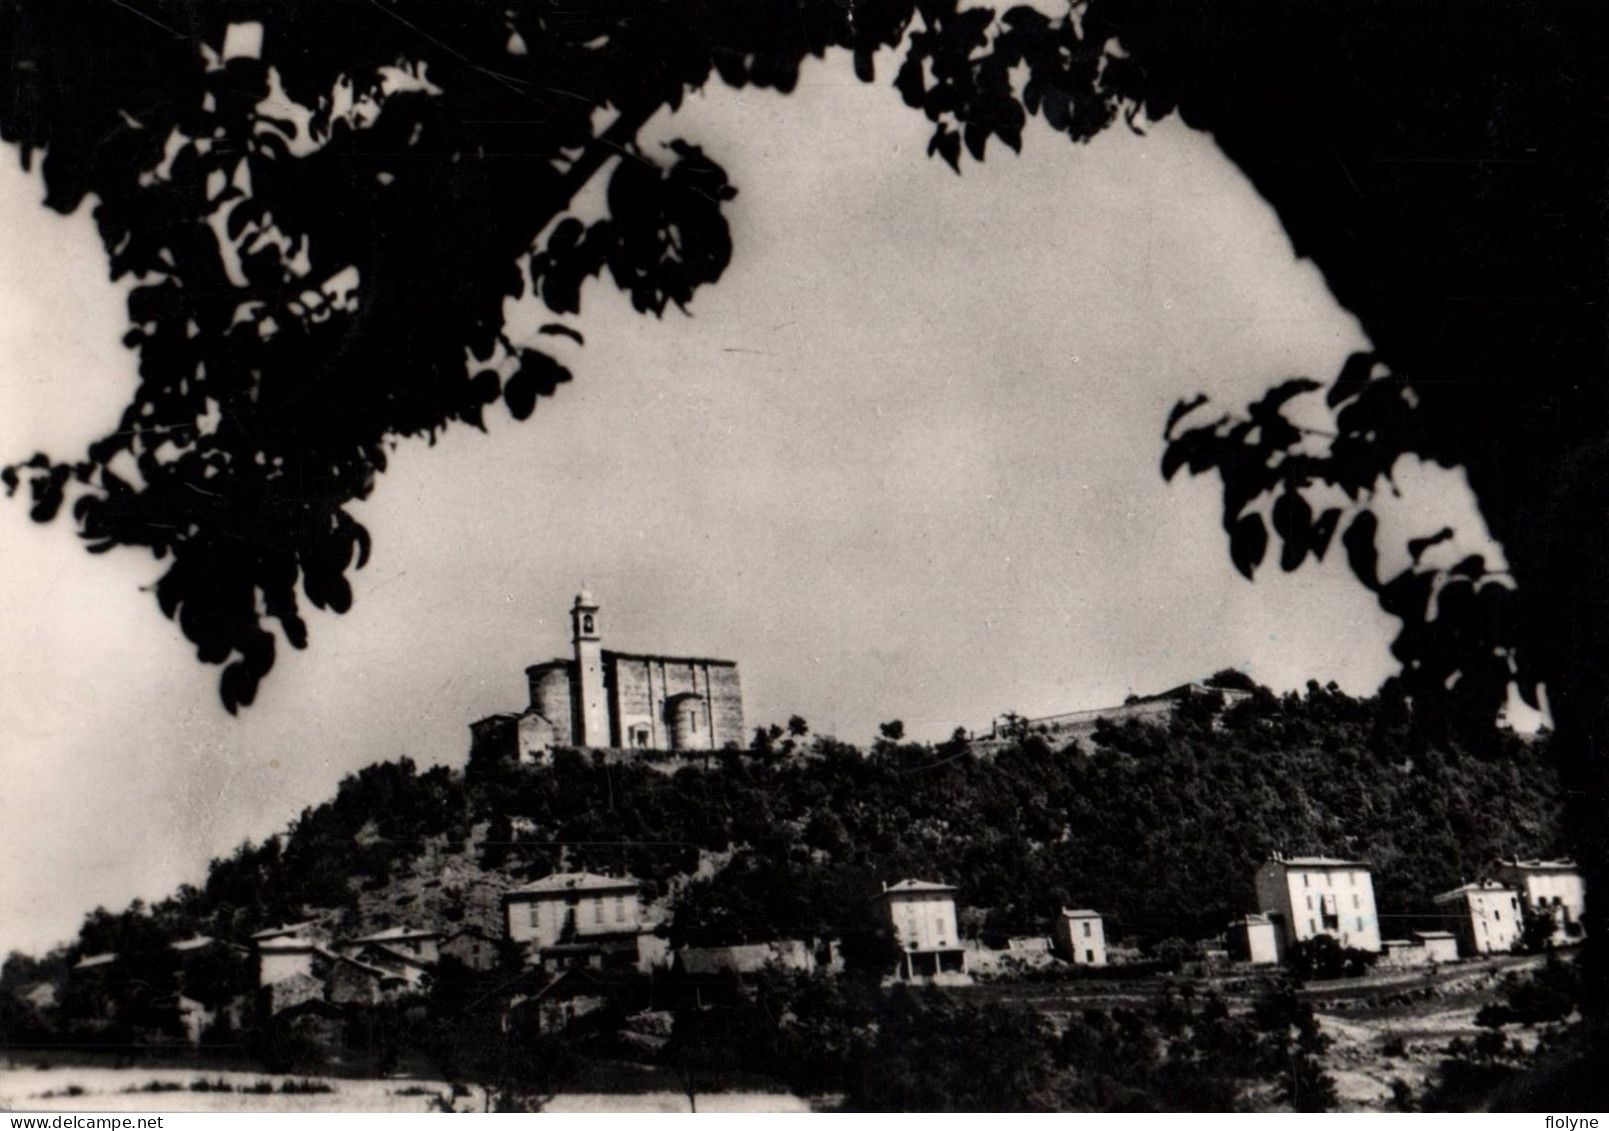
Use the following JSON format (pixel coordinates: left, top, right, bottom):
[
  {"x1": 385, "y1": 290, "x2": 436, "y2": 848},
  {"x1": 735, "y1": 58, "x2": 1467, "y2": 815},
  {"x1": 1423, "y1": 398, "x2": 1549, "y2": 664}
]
[{"x1": 468, "y1": 592, "x2": 746, "y2": 762}]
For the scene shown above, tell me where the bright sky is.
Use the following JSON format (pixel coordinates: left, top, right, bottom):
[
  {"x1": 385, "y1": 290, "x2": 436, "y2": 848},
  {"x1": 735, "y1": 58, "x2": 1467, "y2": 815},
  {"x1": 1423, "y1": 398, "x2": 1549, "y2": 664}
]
[{"x1": 0, "y1": 51, "x2": 1498, "y2": 956}]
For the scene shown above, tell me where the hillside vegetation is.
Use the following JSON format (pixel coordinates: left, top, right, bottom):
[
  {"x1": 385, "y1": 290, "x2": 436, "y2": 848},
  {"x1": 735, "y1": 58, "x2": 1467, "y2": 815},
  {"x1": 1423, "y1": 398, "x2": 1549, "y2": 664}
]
[{"x1": 24, "y1": 679, "x2": 1565, "y2": 969}]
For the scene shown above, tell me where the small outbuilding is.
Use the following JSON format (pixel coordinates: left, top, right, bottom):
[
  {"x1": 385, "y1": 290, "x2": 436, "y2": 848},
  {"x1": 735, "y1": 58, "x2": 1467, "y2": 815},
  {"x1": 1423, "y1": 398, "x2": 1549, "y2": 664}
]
[{"x1": 1053, "y1": 909, "x2": 1108, "y2": 966}]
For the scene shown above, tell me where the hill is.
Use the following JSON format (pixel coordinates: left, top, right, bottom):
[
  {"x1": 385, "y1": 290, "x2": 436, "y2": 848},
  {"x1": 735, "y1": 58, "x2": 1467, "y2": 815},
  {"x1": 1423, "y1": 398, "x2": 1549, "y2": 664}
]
[{"x1": 14, "y1": 678, "x2": 1564, "y2": 972}]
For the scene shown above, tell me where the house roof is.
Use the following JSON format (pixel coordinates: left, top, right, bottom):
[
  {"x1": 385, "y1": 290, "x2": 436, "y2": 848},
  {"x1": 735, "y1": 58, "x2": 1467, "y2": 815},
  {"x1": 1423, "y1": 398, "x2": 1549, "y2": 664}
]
[
  {"x1": 1229, "y1": 913, "x2": 1273, "y2": 926},
  {"x1": 880, "y1": 879, "x2": 958, "y2": 897},
  {"x1": 1498, "y1": 858, "x2": 1579, "y2": 873},
  {"x1": 1059, "y1": 908, "x2": 1102, "y2": 919},
  {"x1": 350, "y1": 926, "x2": 439, "y2": 944},
  {"x1": 251, "y1": 920, "x2": 319, "y2": 941},
  {"x1": 506, "y1": 872, "x2": 640, "y2": 897},
  {"x1": 349, "y1": 942, "x2": 432, "y2": 971},
  {"x1": 1267, "y1": 855, "x2": 1368, "y2": 869},
  {"x1": 1414, "y1": 931, "x2": 1457, "y2": 940},
  {"x1": 257, "y1": 936, "x2": 320, "y2": 953},
  {"x1": 72, "y1": 952, "x2": 117, "y2": 970},
  {"x1": 335, "y1": 954, "x2": 406, "y2": 983},
  {"x1": 1433, "y1": 881, "x2": 1516, "y2": 903}
]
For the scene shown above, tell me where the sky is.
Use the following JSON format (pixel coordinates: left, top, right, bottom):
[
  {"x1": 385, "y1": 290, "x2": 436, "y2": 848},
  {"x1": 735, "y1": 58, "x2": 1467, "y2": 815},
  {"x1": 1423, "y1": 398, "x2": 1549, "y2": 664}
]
[{"x1": 0, "y1": 49, "x2": 1506, "y2": 956}]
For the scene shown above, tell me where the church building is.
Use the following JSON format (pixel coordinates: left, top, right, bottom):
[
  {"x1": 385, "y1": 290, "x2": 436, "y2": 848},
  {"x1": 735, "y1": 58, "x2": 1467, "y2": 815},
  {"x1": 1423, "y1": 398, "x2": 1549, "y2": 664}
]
[{"x1": 469, "y1": 592, "x2": 745, "y2": 760}]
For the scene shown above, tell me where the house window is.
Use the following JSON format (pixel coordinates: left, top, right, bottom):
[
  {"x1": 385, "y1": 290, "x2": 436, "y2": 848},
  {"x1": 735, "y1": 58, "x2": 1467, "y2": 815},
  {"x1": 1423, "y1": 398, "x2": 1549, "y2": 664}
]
[
  {"x1": 1352, "y1": 895, "x2": 1360, "y2": 910},
  {"x1": 1494, "y1": 909, "x2": 1501, "y2": 921},
  {"x1": 1308, "y1": 919, "x2": 1317, "y2": 934},
  {"x1": 1082, "y1": 922, "x2": 1092, "y2": 938},
  {"x1": 1303, "y1": 875, "x2": 1310, "y2": 888},
  {"x1": 615, "y1": 896, "x2": 627, "y2": 923},
  {"x1": 1356, "y1": 918, "x2": 1365, "y2": 931},
  {"x1": 528, "y1": 905, "x2": 540, "y2": 929},
  {"x1": 591, "y1": 896, "x2": 603, "y2": 924},
  {"x1": 1350, "y1": 872, "x2": 1357, "y2": 886},
  {"x1": 1085, "y1": 949, "x2": 1095, "y2": 963},
  {"x1": 1306, "y1": 896, "x2": 1314, "y2": 911}
]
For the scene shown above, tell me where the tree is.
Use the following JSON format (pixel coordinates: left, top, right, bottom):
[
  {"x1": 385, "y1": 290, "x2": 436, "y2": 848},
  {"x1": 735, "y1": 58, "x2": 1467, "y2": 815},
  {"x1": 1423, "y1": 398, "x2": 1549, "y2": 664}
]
[
  {"x1": 878, "y1": 719, "x2": 905, "y2": 743},
  {"x1": 4, "y1": 0, "x2": 1606, "y2": 1069}
]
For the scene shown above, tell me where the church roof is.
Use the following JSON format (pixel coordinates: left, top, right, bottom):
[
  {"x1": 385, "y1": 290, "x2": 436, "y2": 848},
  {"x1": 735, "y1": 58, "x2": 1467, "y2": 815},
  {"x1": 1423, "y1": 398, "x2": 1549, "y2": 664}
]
[{"x1": 604, "y1": 648, "x2": 738, "y2": 668}]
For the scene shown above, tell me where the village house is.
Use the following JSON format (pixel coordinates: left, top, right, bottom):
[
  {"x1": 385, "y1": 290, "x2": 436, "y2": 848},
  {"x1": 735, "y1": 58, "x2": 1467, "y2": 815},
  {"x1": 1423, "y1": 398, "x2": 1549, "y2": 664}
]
[
  {"x1": 1495, "y1": 858, "x2": 1586, "y2": 945},
  {"x1": 1052, "y1": 908, "x2": 1108, "y2": 966},
  {"x1": 878, "y1": 879, "x2": 968, "y2": 983},
  {"x1": 440, "y1": 924, "x2": 502, "y2": 971},
  {"x1": 1433, "y1": 881, "x2": 1524, "y2": 956},
  {"x1": 254, "y1": 934, "x2": 324, "y2": 988},
  {"x1": 1225, "y1": 913, "x2": 1280, "y2": 965},
  {"x1": 1254, "y1": 855, "x2": 1382, "y2": 957},
  {"x1": 469, "y1": 592, "x2": 745, "y2": 761},
  {"x1": 502, "y1": 871, "x2": 665, "y2": 972},
  {"x1": 340, "y1": 926, "x2": 440, "y2": 965}
]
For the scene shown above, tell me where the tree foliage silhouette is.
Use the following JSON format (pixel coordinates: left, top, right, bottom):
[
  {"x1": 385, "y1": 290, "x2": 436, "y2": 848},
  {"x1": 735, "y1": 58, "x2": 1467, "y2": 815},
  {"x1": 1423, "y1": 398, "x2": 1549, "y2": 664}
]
[{"x1": 2, "y1": 0, "x2": 1606, "y2": 1037}]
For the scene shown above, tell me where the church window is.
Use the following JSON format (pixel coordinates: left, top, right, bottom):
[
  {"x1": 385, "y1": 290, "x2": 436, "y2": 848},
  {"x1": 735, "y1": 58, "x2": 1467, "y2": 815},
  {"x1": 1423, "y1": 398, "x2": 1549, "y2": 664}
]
[{"x1": 582, "y1": 614, "x2": 594, "y2": 633}]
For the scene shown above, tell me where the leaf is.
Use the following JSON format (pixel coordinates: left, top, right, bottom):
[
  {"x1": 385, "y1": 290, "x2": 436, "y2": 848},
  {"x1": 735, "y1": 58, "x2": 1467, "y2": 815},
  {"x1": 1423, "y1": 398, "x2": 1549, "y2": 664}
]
[
  {"x1": 504, "y1": 350, "x2": 573, "y2": 422},
  {"x1": 1272, "y1": 490, "x2": 1313, "y2": 572},
  {"x1": 1229, "y1": 512, "x2": 1268, "y2": 579},
  {"x1": 1165, "y1": 393, "x2": 1210, "y2": 437},
  {"x1": 1326, "y1": 351, "x2": 1378, "y2": 408},
  {"x1": 1407, "y1": 527, "x2": 1454, "y2": 564},
  {"x1": 538, "y1": 322, "x2": 585, "y2": 345},
  {"x1": 1343, "y1": 511, "x2": 1382, "y2": 589}
]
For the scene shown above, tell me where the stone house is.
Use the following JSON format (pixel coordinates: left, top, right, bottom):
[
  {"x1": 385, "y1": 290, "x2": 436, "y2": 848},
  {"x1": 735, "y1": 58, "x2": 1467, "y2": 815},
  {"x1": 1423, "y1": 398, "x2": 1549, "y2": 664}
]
[
  {"x1": 1052, "y1": 909, "x2": 1108, "y2": 966},
  {"x1": 440, "y1": 925, "x2": 502, "y2": 971}
]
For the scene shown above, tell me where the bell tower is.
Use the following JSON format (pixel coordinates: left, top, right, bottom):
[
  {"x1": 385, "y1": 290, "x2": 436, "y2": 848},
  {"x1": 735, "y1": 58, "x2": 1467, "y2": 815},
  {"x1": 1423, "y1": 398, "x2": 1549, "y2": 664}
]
[{"x1": 571, "y1": 590, "x2": 608, "y2": 747}]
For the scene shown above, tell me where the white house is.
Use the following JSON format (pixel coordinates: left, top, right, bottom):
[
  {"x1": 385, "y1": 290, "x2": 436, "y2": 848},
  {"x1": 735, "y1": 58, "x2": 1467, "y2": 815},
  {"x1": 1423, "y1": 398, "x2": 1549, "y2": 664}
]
[
  {"x1": 878, "y1": 879, "x2": 968, "y2": 982},
  {"x1": 1433, "y1": 881, "x2": 1524, "y2": 956},
  {"x1": 1495, "y1": 859, "x2": 1586, "y2": 946},
  {"x1": 1254, "y1": 855, "x2": 1382, "y2": 956},
  {"x1": 1052, "y1": 909, "x2": 1108, "y2": 966}
]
